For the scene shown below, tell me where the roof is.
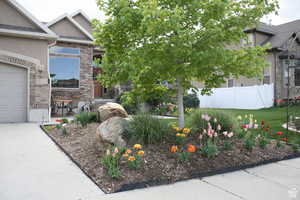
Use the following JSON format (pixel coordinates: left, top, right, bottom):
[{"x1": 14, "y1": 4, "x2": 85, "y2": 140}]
[
  {"x1": 47, "y1": 13, "x2": 93, "y2": 44},
  {"x1": 70, "y1": 10, "x2": 92, "y2": 24},
  {"x1": 250, "y1": 20, "x2": 300, "y2": 49},
  {"x1": 0, "y1": 0, "x2": 57, "y2": 41},
  {"x1": 246, "y1": 22, "x2": 277, "y2": 35}
]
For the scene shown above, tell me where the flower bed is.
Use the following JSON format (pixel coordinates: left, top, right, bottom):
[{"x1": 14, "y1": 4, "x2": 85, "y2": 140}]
[{"x1": 42, "y1": 112, "x2": 300, "y2": 194}]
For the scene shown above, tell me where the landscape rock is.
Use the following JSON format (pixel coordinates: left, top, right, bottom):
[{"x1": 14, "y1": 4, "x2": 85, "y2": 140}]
[
  {"x1": 96, "y1": 117, "x2": 129, "y2": 147},
  {"x1": 97, "y1": 103, "x2": 128, "y2": 122}
]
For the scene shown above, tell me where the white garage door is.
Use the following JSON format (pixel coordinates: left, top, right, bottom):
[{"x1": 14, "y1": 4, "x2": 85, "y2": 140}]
[{"x1": 0, "y1": 63, "x2": 27, "y2": 123}]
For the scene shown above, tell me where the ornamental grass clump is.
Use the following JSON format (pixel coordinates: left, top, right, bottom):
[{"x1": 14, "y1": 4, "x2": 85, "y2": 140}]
[
  {"x1": 127, "y1": 113, "x2": 170, "y2": 144},
  {"x1": 75, "y1": 112, "x2": 97, "y2": 127}
]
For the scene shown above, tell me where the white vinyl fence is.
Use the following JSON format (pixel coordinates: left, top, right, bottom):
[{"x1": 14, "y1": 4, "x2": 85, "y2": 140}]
[{"x1": 192, "y1": 84, "x2": 274, "y2": 110}]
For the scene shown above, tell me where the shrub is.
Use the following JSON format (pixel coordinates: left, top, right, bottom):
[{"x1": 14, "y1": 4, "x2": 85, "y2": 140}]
[
  {"x1": 183, "y1": 93, "x2": 200, "y2": 108},
  {"x1": 186, "y1": 109, "x2": 239, "y2": 133},
  {"x1": 61, "y1": 118, "x2": 69, "y2": 124},
  {"x1": 75, "y1": 112, "x2": 97, "y2": 127},
  {"x1": 116, "y1": 92, "x2": 139, "y2": 114},
  {"x1": 127, "y1": 113, "x2": 170, "y2": 144}
]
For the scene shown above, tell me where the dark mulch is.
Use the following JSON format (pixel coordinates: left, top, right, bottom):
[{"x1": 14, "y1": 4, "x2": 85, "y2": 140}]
[{"x1": 43, "y1": 123, "x2": 299, "y2": 194}]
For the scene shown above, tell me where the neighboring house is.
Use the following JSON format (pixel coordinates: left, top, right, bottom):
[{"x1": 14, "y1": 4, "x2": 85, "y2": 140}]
[
  {"x1": 0, "y1": 0, "x2": 107, "y2": 123},
  {"x1": 193, "y1": 22, "x2": 300, "y2": 101}
]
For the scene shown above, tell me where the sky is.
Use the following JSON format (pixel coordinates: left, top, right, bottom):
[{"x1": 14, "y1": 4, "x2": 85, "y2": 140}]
[{"x1": 16, "y1": 0, "x2": 300, "y2": 25}]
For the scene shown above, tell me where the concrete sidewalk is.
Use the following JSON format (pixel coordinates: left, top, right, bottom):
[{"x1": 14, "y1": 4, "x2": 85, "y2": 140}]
[
  {"x1": 0, "y1": 123, "x2": 104, "y2": 200},
  {"x1": 99, "y1": 158, "x2": 300, "y2": 200}
]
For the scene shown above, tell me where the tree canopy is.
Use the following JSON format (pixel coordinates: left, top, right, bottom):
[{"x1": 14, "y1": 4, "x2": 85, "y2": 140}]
[{"x1": 93, "y1": 0, "x2": 278, "y2": 127}]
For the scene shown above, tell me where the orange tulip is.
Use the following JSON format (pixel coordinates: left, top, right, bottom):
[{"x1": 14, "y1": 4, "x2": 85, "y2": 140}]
[
  {"x1": 187, "y1": 144, "x2": 196, "y2": 153},
  {"x1": 170, "y1": 145, "x2": 178, "y2": 153}
]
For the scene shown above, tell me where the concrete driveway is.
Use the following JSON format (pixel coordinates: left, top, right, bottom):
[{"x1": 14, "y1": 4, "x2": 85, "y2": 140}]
[{"x1": 0, "y1": 123, "x2": 104, "y2": 200}]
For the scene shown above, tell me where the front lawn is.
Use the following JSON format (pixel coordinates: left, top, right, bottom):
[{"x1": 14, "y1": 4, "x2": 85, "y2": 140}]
[{"x1": 210, "y1": 106, "x2": 300, "y2": 144}]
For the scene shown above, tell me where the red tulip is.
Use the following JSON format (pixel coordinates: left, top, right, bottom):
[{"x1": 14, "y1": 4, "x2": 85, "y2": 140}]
[{"x1": 276, "y1": 131, "x2": 283, "y2": 136}]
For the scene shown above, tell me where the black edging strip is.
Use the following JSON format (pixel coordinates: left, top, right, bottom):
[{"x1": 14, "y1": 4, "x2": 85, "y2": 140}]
[
  {"x1": 41, "y1": 125, "x2": 300, "y2": 194},
  {"x1": 40, "y1": 125, "x2": 108, "y2": 194}
]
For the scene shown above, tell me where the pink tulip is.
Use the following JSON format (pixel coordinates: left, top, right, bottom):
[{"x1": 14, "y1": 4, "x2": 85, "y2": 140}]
[
  {"x1": 114, "y1": 147, "x2": 119, "y2": 154},
  {"x1": 254, "y1": 124, "x2": 259, "y2": 129},
  {"x1": 217, "y1": 124, "x2": 222, "y2": 131},
  {"x1": 223, "y1": 131, "x2": 228, "y2": 136},
  {"x1": 199, "y1": 135, "x2": 203, "y2": 140},
  {"x1": 228, "y1": 132, "x2": 234, "y2": 138}
]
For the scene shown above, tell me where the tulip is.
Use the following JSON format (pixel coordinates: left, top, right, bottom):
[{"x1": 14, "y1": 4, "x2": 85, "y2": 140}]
[{"x1": 227, "y1": 132, "x2": 234, "y2": 138}]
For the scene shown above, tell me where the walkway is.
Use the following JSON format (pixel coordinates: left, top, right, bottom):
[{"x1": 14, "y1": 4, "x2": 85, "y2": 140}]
[
  {"x1": 100, "y1": 158, "x2": 300, "y2": 200},
  {"x1": 0, "y1": 123, "x2": 104, "y2": 200}
]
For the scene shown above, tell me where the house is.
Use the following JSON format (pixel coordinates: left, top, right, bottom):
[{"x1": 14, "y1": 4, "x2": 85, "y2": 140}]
[
  {"x1": 194, "y1": 22, "x2": 300, "y2": 102},
  {"x1": 0, "y1": 0, "x2": 108, "y2": 123}
]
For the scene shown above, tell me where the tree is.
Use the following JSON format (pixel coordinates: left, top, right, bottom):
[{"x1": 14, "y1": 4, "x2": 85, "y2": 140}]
[{"x1": 93, "y1": 0, "x2": 278, "y2": 128}]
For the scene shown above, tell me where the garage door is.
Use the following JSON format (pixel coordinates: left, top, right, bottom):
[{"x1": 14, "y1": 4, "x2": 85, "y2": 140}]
[{"x1": 0, "y1": 63, "x2": 27, "y2": 123}]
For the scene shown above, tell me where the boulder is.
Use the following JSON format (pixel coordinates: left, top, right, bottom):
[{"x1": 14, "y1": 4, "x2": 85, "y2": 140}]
[
  {"x1": 97, "y1": 103, "x2": 128, "y2": 122},
  {"x1": 96, "y1": 117, "x2": 129, "y2": 147}
]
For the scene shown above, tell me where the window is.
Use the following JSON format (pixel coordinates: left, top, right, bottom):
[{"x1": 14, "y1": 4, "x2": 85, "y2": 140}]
[
  {"x1": 228, "y1": 79, "x2": 234, "y2": 87},
  {"x1": 50, "y1": 46, "x2": 80, "y2": 55},
  {"x1": 295, "y1": 68, "x2": 300, "y2": 86},
  {"x1": 50, "y1": 56, "x2": 80, "y2": 88},
  {"x1": 49, "y1": 46, "x2": 80, "y2": 88},
  {"x1": 283, "y1": 59, "x2": 289, "y2": 86},
  {"x1": 263, "y1": 75, "x2": 270, "y2": 84}
]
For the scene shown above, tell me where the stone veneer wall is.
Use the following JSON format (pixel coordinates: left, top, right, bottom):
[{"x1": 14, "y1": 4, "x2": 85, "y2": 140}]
[{"x1": 51, "y1": 42, "x2": 94, "y2": 104}]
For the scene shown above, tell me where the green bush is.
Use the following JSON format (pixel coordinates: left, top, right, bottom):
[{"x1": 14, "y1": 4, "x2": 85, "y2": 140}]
[
  {"x1": 186, "y1": 109, "x2": 239, "y2": 133},
  {"x1": 116, "y1": 92, "x2": 139, "y2": 114},
  {"x1": 127, "y1": 113, "x2": 170, "y2": 144},
  {"x1": 183, "y1": 93, "x2": 200, "y2": 108},
  {"x1": 61, "y1": 118, "x2": 69, "y2": 124},
  {"x1": 75, "y1": 112, "x2": 97, "y2": 127}
]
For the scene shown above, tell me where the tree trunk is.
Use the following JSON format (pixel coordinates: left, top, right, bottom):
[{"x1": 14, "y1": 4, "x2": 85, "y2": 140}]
[{"x1": 177, "y1": 78, "x2": 185, "y2": 128}]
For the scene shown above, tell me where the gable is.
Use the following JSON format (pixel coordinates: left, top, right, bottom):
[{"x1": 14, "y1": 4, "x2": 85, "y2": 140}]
[
  {"x1": 0, "y1": 0, "x2": 43, "y2": 32},
  {"x1": 255, "y1": 32, "x2": 272, "y2": 45},
  {"x1": 49, "y1": 17, "x2": 90, "y2": 40},
  {"x1": 72, "y1": 13, "x2": 92, "y2": 34}
]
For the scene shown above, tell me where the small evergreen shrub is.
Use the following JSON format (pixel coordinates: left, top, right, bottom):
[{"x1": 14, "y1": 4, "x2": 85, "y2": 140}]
[
  {"x1": 183, "y1": 93, "x2": 200, "y2": 108},
  {"x1": 186, "y1": 109, "x2": 239, "y2": 133},
  {"x1": 127, "y1": 113, "x2": 170, "y2": 144}
]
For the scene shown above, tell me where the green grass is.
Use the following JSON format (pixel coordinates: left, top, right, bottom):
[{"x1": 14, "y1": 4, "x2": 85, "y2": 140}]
[
  {"x1": 202, "y1": 106, "x2": 300, "y2": 144},
  {"x1": 162, "y1": 106, "x2": 300, "y2": 144}
]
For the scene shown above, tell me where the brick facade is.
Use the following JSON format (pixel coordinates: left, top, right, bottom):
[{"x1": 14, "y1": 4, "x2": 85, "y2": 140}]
[{"x1": 51, "y1": 42, "x2": 94, "y2": 105}]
